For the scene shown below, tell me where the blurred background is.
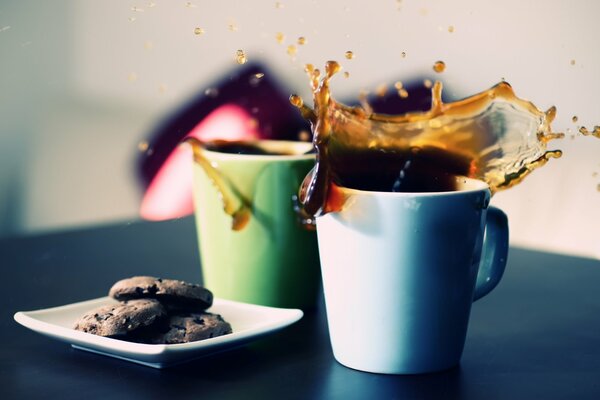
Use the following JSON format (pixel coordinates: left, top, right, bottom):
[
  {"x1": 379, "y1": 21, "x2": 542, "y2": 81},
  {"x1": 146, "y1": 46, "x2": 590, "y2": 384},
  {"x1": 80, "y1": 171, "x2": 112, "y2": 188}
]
[{"x1": 0, "y1": 0, "x2": 598, "y2": 258}]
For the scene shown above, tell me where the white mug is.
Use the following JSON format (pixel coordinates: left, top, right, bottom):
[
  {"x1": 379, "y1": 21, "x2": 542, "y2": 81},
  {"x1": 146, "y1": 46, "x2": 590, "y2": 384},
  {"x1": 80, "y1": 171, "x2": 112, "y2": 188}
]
[{"x1": 316, "y1": 177, "x2": 508, "y2": 374}]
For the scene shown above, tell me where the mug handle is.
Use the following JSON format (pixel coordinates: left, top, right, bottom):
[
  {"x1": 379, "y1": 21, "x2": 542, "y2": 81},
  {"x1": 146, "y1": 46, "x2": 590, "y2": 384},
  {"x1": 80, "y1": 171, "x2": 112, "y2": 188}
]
[{"x1": 473, "y1": 206, "x2": 509, "y2": 301}]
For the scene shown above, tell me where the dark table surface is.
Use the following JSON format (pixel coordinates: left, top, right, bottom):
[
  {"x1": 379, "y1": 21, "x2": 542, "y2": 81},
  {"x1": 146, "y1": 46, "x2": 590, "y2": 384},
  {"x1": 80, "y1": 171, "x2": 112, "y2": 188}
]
[{"x1": 1, "y1": 217, "x2": 599, "y2": 400}]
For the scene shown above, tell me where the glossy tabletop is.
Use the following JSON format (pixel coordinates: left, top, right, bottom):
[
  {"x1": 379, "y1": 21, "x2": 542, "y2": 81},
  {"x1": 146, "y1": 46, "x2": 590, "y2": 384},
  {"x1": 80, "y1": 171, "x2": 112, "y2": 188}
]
[{"x1": 1, "y1": 217, "x2": 599, "y2": 399}]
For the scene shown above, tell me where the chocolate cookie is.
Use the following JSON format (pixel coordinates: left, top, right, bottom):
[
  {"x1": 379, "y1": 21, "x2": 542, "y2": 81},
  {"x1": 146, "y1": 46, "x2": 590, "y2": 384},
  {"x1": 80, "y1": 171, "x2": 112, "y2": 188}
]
[
  {"x1": 108, "y1": 276, "x2": 213, "y2": 310},
  {"x1": 133, "y1": 312, "x2": 232, "y2": 344},
  {"x1": 73, "y1": 299, "x2": 166, "y2": 337}
]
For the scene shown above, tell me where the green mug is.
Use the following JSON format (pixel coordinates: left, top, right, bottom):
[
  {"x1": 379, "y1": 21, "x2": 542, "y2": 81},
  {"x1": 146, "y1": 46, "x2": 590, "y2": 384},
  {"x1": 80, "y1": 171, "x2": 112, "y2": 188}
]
[{"x1": 189, "y1": 139, "x2": 320, "y2": 309}]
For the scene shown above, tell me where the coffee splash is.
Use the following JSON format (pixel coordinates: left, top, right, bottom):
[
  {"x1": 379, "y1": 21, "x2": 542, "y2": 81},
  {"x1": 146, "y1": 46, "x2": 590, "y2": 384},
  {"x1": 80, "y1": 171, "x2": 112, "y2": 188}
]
[
  {"x1": 292, "y1": 61, "x2": 564, "y2": 217},
  {"x1": 579, "y1": 125, "x2": 600, "y2": 138},
  {"x1": 184, "y1": 138, "x2": 311, "y2": 231},
  {"x1": 184, "y1": 138, "x2": 252, "y2": 231}
]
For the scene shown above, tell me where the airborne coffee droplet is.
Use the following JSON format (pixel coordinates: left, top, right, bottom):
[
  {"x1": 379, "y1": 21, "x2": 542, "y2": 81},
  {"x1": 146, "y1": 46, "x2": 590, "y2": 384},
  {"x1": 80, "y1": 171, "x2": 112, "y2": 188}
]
[
  {"x1": 433, "y1": 61, "x2": 446, "y2": 73},
  {"x1": 375, "y1": 84, "x2": 388, "y2": 97},
  {"x1": 276, "y1": 32, "x2": 285, "y2": 44},
  {"x1": 290, "y1": 94, "x2": 303, "y2": 108},
  {"x1": 236, "y1": 50, "x2": 247, "y2": 64},
  {"x1": 287, "y1": 45, "x2": 297, "y2": 57},
  {"x1": 138, "y1": 141, "x2": 149, "y2": 152}
]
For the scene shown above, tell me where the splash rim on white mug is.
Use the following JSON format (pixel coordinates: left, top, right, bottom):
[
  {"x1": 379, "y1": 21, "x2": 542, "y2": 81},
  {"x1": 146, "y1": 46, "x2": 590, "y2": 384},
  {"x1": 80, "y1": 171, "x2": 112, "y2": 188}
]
[{"x1": 329, "y1": 176, "x2": 490, "y2": 198}]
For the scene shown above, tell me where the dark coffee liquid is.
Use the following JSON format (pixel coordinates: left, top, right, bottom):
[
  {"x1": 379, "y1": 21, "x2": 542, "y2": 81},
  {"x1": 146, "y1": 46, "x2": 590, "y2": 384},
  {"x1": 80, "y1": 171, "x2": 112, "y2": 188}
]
[
  {"x1": 330, "y1": 145, "x2": 471, "y2": 193},
  {"x1": 203, "y1": 140, "x2": 292, "y2": 155}
]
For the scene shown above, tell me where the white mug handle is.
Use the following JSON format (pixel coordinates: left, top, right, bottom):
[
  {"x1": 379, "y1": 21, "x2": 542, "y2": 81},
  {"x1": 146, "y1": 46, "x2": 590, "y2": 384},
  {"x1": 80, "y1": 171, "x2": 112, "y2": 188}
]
[{"x1": 473, "y1": 206, "x2": 509, "y2": 301}]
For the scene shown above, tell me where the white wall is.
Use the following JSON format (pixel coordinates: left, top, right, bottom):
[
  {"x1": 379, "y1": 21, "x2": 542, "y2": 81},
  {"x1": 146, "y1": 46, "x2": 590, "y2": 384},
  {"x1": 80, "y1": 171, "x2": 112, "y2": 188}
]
[
  {"x1": 0, "y1": 0, "x2": 70, "y2": 235},
  {"x1": 0, "y1": 1, "x2": 598, "y2": 257}
]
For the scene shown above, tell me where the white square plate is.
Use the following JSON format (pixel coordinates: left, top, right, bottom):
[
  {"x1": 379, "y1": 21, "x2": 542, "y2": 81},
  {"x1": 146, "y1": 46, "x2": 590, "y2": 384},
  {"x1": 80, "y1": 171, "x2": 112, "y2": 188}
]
[{"x1": 14, "y1": 297, "x2": 303, "y2": 369}]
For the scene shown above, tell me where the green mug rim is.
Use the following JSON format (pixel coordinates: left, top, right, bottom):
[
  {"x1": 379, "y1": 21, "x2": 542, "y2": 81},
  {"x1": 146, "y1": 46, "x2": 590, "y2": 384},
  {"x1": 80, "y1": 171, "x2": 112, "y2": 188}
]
[{"x1": 199, "y1": 140, "x2": 315, "y2": 162}]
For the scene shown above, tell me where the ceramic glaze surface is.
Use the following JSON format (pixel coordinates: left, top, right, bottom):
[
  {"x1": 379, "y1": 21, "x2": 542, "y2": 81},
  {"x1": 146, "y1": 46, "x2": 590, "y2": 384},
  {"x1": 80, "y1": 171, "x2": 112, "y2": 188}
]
[
  {"x1": 193, "y1": 140, "x2": 321, "y2": 309},
  {"x1": 316, "y1": 179, "x2": 508, "y2": 374}
]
